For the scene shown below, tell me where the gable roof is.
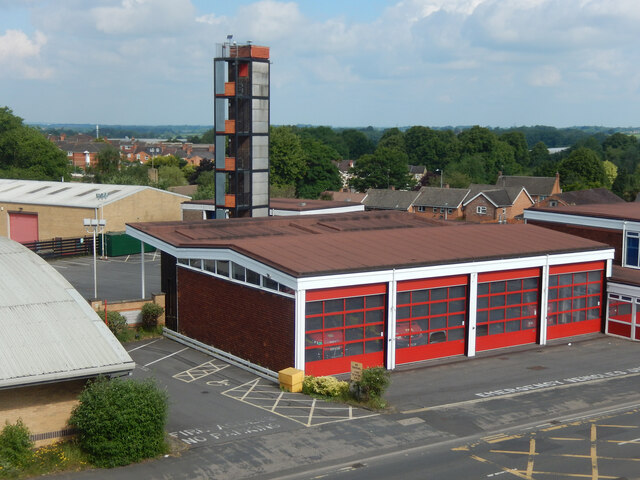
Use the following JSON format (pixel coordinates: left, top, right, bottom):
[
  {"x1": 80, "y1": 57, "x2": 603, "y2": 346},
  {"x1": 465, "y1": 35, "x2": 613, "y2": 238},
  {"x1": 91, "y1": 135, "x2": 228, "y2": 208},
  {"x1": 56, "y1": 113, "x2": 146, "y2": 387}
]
[
  {"x1": 547, "y1": 188, "x2": 624, "y2": 205},
  {"x1": 362, "y1": 189, "x2": 421, "y2": 210},
  {"x1": 465, "y1": 185, "x2": 532, "y2": 207},
  {"x1": 0, "y1": 237, "x2": 134, "y2": 389},
  {"x1": 0, "y1": 179, "x2": 190, "y2": 209},
  {"x1": 496, "y1": 175, "x2": 558, "y2": 196},
  {"x1": 413, "y1": 187, "x2": 470, "y2": 208}
]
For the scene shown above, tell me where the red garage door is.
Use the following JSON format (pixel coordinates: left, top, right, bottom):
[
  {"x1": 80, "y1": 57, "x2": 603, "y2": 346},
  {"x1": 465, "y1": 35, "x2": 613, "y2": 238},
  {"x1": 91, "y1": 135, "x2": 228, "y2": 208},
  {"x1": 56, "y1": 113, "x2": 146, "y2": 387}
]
[
  {"x1": 305, "y1": 284, "x2": 386, "y2": 376},
  {"x1": 476, "y1": 268, "x2": 540, "y2": 352},
  {"x1": 9, "y1": 212, "x2": 38, "y2": 243},
  {"x1": 395, "y1": 275, "x2": 468, "y2": 365},
  {"x1": 547, "y1": 261, "x2": 604, "y2": 340}
]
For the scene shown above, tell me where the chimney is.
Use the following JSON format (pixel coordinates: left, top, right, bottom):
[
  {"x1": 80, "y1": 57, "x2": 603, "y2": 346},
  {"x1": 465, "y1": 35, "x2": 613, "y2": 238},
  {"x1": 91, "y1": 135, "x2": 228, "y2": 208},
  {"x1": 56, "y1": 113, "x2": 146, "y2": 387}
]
[{"x1": 60, "y1": 133, "x2": 66, "y2": 141}]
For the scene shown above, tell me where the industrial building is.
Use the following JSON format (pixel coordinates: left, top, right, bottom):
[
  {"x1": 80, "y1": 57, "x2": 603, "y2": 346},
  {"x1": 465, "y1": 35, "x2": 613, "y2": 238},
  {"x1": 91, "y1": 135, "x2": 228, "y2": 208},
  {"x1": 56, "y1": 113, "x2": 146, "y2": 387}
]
[{"x1": 127, "y1": 211, "x2": 614, "y2": 377}]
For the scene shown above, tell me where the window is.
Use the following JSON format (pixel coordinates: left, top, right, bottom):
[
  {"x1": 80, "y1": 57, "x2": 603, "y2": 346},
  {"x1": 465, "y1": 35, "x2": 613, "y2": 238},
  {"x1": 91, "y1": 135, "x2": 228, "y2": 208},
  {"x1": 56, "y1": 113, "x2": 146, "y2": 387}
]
[
  {"x1": 416, "y1": 206, "x2": 426, "y2": 212},
  {"x1": 448, "y1": 208, "x2": 454, "y2": 215},
  {"x1": 432, "y1": 207, "x2": 438, "y2": 213},
  {"x1": 396, "y1": 285, "x2": 467, "y2": 348},
  {"x1": 476, "y1": 277, "x2": 538, "y2": 337},
  {"x1": 626, "y1": 232, "x2": 640, "y2": 268},
  {"x1": 305, "y1": 294, "x2": 386, "y2": 363},
  {"x1": 476, "y1": 206, "x2": 487, "y2": 215},
  {"x1": 547, "y1": 270, "x2": 601, "y2": 326}
]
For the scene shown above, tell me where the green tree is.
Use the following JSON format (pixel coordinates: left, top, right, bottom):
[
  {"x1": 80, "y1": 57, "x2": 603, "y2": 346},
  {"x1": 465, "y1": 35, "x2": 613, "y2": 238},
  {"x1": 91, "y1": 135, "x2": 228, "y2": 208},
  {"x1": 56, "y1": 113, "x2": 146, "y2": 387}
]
[
  {"x1": 499, "y1": 131, "x2": 530, "y2": 166},
  {"x1": 69, "y1": 377, "x2": 168, "y2": 468},
  {"x1": 95, "y1": 144, "x2": 121, "y2": 175},
  {"x1": 530, "y1": 141, "x2": 550, "y2": 168},
  {"x1": 297, "y1": 138, "x2": 342, "y2": 198},
  {"x1": 603, "y1": 160, "x2": 618, "y2": 188},
  {"x1": 0, "y1": 106, "x2": 70, "y2": 180},
  {"x1": 270, "y1": 126, "x2": 307, "y2": 188},
  {"x1": 558, "y1": 147, "x2": 606, "y2": 191},
  {"x1": 192, "y1": 170, "x2": 215, "y2": 200},
  {"x1": 612, "y1": 166, "x2": 640, "y2": 201},
  {"x1": 340, "y1": 129, "x2": 375, "y2": 159},
  {"x1": 157, "y1": 165, "x2": 187, "y2": 188},
  {"x1": 349, "y1": 147, "x2": 412, "y2": 192}
]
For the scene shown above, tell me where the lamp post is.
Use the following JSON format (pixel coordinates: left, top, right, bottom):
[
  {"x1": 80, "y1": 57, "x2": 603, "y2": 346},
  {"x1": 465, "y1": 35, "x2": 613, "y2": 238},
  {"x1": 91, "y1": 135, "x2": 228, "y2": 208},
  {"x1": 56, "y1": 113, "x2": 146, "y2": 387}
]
[
  {"x1": 96, "y1": 192, "x2": 109, "y2": 259},
  {"x1": 436, "y1": 168, "x2": 443, "y2": 188},
  {"x1": 84, "y1": 215, "x2": 106, "y2": 299}
]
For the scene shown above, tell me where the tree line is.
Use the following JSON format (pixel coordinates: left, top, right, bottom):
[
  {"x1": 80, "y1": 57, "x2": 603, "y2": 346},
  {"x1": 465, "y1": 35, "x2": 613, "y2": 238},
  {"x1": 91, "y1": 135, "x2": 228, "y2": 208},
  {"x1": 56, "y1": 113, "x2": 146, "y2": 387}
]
[{"x1": 3, "y1": 106, "x2": 640, "y2": 201}]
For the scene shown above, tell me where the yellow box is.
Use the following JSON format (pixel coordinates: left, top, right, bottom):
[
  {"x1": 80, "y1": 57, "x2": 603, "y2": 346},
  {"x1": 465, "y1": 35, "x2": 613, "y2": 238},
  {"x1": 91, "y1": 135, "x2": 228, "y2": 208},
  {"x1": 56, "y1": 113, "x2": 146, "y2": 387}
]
[{"x1": 278, "y1": 367, "x2": 304, "y2": 392}]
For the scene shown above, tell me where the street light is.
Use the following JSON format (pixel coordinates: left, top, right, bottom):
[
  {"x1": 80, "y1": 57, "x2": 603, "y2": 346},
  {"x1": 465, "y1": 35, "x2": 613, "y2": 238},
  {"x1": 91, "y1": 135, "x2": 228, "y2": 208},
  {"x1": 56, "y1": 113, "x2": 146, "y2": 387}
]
[
  {"x1": 435, "y1": 169, "x2": 443, "y2": 188},
  {"x1": 96, "y1": 192, "x2": 109, "y2": 259},
  {"x1": 84, "y1": 216, "x2": 106, "y2": 299}
]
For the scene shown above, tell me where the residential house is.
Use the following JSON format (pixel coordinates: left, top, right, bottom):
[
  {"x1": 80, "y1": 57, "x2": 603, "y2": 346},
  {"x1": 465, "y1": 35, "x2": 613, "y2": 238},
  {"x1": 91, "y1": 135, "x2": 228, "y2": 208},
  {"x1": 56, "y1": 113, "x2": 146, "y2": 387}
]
[
  {"x1": 362, "y1": 189, "x2": 422, "y2": 211},
  {"x1": 464, "y1": 185, "x2": 534, "y2": 223},
  {"x1": 408, "y1": 165, "x2": 427, "y2": 183},
  {"x1": 495, "y1": 173, "x2": 561, "y2": 204},
  {"x1": 524, "y1": 202, "x2": 640, "y2": 341},
  {"x1": 0, "y1": 236, "x2": 134, "y2": 445},
  {"x1": 537, "y1": 188, "x2": 625, "y2": 208},
  {"x1": 51, "y1": 134, "x2": 114, "y2": 169},
  {"x1": 334, "y1": 160, "x2": 356, "y2": 190},
  {"x1": 411, "y1": 187, "x2": 469, "y2": 220}
]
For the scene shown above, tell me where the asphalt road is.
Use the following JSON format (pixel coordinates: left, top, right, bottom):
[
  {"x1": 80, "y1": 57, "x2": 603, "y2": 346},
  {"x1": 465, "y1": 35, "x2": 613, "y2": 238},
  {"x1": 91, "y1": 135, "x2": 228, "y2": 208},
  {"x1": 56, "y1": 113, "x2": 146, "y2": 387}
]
[
  {"x1": 48, "y1": 252, "x2": 161, "y2": 301},
  {"x1": 57, "y1": 334, "x2": 640, "y2": 480}
]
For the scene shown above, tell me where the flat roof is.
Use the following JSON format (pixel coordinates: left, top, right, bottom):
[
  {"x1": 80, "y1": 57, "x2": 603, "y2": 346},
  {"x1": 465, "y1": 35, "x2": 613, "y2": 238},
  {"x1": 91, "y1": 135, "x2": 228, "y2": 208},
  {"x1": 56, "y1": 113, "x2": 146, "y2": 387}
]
[
  {"x1": 128, "y1": 211, "x2": 609, "y2": 277},
  {"x1": 0, "y1": 237, "x2": 134, "y2": 389},
  {"x1": 529, "y1": 202, "x2": 640, "y2": 222},
  {"x1": 0, "y1": 179, "x2": 190, "y2": 209},
  {"x1": 269, "y1": 198, "x2": 362, "y2": 212}
]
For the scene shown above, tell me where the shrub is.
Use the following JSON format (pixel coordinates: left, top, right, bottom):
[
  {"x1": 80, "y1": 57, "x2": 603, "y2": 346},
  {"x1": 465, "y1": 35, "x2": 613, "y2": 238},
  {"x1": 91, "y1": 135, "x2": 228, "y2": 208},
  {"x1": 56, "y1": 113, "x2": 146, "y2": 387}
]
[
  {"x1": 69, "y1": 377, "x2": 168, "y2": 468},
  {"x1": 97, "y1": 310, "x2": 129, "y2": 342},
  {"x1": 0, "y1": 419, "x2": 33, "y2": 471},
  {"x1": 140, "y1": 303, "x2": 164, "y2": 330},
  {"x1": 302, "y1": 375, "x2": 349, "y2": 397},
  {"x1": 351, "y1": 367, "x2": 391, "y2": 403}
]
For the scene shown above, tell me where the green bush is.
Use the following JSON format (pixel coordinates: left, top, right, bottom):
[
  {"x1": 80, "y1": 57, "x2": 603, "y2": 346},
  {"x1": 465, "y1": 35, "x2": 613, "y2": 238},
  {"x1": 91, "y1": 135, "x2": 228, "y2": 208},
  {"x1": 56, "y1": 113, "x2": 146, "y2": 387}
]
[
  {"x1": 140, "y1": 303, "x2": 164, "y2": 329},
  {"x1": 69, "y1": 377, "x2": 168, "y2": 468},
  {"x1": 97, "y1": 310, "x2": 129, "y2": 342},
  {"x1": 352, "y1": 367, "x2": 391, "y2": 403},
  {"x1": 302, "y1": 375, "x2": 349, "y2": 397},
  {"x1": 0, "y1": 419, "x2": 33, "y2": 472}
]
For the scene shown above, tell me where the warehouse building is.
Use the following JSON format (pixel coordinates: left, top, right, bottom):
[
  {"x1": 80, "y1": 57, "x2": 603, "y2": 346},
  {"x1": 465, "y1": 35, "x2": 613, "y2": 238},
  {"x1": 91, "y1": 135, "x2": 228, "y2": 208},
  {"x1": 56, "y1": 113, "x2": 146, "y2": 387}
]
[
  {"x1": 0, "y1": 179, "x2": 190, "y2": 243},
  {"x1": 127, "y1": 211, "x2": 613, "y2": 377},
  {"x1": 0, "y1": 237, "x2": 134, "y2": 445}
]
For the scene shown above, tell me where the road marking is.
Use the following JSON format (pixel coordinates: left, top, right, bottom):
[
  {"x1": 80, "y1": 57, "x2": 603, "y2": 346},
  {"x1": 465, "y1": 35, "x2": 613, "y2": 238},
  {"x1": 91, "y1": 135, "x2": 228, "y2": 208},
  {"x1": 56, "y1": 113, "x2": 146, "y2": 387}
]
[
  {"x1": 402, "y1": 370, "x2": 640, "y2": 414},
  {"x1": 471, "y1": 455, "x2": 531, "y2": 480},
  {"x1": 617, "y1": 436, "x2": 640, "y2": 445},
  {"x1": 127, "y1": 338, "x2": 161, "y2": 352},
  {"x1": 526, "y1": 437, "x2": 536, "y2": 478},
  {"x1": 206, "y1": 379, "x2": 230, "y2": 386},
  {"x1": 173, "y1": 359, "x2": 229, "y2": 383},
  {"x1": 144, "y1": 347, "x2": 188, "y2": 366},
  {"x1": 598, "y1": 424, "x2": 638, "y2": 428},
  {"x1": 590, "y1": 423, "x2": 598, "y2": 480},
  {"x1": 550, "y1": 437, "x2": 583, "y2": 441}
]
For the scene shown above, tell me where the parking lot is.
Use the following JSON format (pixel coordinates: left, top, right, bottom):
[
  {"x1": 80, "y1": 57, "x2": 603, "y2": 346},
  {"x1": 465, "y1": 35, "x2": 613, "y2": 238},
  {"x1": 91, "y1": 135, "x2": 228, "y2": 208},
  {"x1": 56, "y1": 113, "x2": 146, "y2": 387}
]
[
  {"x1": 126, "y1": 338, "x2": 378, "y2": 449},
  {"x1": 48, "y1": 252, "x2": 161, "y2": 301}
]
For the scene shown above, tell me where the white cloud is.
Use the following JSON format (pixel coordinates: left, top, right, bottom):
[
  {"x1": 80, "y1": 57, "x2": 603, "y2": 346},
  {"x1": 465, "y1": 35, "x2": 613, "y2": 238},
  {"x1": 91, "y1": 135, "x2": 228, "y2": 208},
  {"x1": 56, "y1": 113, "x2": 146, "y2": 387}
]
[
  {"x1": 0, "y1": 29, "x2": 51, "y2": 78},
  {"x1": 91, "y1": 0, "x2": 195, "y2": 36},
  {"x1": 528, "y1": 65, "x2": 561, "y2": 87}
]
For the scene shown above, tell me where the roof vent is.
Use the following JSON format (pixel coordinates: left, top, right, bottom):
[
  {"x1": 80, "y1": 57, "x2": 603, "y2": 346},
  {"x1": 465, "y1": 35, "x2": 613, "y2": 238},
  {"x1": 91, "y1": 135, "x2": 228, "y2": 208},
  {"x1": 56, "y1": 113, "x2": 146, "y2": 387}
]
[{"x1": 300, "y1": 202, "x2": 306, "y2": 206}]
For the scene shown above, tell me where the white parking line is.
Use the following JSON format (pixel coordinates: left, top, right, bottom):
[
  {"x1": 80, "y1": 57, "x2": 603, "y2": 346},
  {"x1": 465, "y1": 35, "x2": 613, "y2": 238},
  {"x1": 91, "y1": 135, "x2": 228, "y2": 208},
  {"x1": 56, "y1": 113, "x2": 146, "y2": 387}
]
[
  {"x1": 144, "y1": 347, "x2": 189, "y2": 367},
  {"x1": 127, "y1": 339, "x2": 161, "y2": 353},
  {"x1": 618, "y1": 437, "x2": 640, "y2": 446}
]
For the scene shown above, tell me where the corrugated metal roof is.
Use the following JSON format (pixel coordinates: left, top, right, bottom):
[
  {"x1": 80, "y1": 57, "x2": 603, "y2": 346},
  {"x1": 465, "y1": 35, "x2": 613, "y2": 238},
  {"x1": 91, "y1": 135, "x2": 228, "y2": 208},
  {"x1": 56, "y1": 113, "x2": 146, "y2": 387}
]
[
  {"x1": 0, "y1": 179, "x2": 189, "y2": 209},
  {"x1": 0, "y1": 237, "x2": 134, "y2": 389}
]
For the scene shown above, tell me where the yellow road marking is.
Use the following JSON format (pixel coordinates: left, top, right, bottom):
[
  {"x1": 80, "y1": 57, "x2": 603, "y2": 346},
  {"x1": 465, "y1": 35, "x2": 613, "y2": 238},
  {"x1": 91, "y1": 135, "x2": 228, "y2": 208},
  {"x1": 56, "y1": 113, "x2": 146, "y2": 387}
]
[
  {"x1": 470, "y1": 455, "x2": 532, "y2": 480},
  {"x1": 451, "y1": 446, "x2": 469, "y2": 451},
  {"x1": 555, "y1": 454, "x2": 640, "y2": 462},
  {"x1": 597, "y1": 424, "x2": 639, "y2": 428},
  {"x1": 550, "y1": 437, "x2": 583, "y2": 441},
  {"x1": 590, "y1": 423, "x2": 598, "y2": 480},
  {"x1": 491, "y1": 450, "x2": 537, "y2": 456},
  {"x1": 524, "y1": 472, "x2": 617, "y2": 479},
  {"x1": 526, "y1": 437, "x2": 536, "y2": 478}
]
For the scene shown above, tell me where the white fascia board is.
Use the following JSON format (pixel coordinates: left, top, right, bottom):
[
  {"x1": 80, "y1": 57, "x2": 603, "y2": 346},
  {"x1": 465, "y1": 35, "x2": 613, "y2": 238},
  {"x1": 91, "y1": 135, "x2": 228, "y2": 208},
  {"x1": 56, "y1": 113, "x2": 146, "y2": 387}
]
[
  {"x1": 463, "y1": 192, "x2": 498, "y2": 208},
  {"x1": 298, "y1": 205, "x2": 365, "y2": 215},
  {"x1": 181, "y1": 203, "x2": 213, "y2": 211},
  {"x1": 297, "y1": 248, "x2": 615, "y2": 291},
  {"x1": 126, "y1": 225, "x2": 297, "y2": 288},
  {"x1": 523, "y1": 209, "x2": 638, "y2": 231},
  {"x1": 607, "y1": 282, "x2": 640, "y2": 298},
  {"x1": 269, "y1": 209, "x2": 300, "y2": 216}
]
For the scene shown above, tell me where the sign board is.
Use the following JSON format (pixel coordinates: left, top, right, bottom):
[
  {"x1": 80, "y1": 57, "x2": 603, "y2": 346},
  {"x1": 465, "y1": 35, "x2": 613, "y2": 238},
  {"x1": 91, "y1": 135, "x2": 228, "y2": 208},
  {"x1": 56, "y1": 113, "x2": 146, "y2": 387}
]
[{"x1": 350, "y1": 361, "x2": 363, "y2": 382}]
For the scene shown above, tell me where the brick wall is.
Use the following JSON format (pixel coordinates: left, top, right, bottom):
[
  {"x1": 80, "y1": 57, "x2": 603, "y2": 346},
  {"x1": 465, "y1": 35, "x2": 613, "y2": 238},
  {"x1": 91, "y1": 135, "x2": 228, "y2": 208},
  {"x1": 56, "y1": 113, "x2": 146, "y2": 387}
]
[
  {"x1": 177, "y1": 267, "x2": 295, "y2": 372},
  {"x1": 528, "y1": 221, "x2": 623, "y2": 264},
  {"x1": 464, "y1": 196, "x2": 496, "y2": 223},
  {"x1": 0, "y1": 379, "x2": 86, "y2": 447}
]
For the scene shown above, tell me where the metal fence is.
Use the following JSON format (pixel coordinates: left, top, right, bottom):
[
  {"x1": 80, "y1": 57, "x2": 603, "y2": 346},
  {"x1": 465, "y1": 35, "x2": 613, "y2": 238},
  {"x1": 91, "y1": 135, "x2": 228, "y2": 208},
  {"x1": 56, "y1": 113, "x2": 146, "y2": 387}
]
[{"x1": 22, "y1": 236, "x2": 96, "y2": 259}]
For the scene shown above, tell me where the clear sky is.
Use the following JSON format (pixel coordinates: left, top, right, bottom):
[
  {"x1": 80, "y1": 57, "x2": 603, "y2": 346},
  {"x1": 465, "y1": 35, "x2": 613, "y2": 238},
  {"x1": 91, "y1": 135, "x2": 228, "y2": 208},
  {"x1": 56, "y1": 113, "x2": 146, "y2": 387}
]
[{"x1": 1, "y1": 0, "x2": 639, "y2": 128}]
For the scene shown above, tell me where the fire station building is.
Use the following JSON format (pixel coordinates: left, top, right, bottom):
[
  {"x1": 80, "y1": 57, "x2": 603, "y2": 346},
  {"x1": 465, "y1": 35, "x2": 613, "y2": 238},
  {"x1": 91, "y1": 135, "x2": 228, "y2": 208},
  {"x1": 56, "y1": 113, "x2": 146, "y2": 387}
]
[{"x1": 127, "y1": 211, "x2": 614, "y2": 377}]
